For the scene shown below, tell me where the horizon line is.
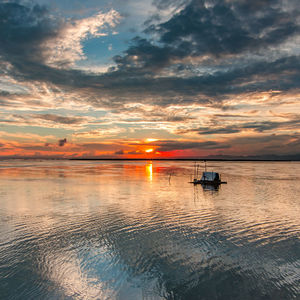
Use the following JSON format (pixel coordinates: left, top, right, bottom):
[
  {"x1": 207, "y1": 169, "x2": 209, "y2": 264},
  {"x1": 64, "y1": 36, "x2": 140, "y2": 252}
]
[{"x1": 0, "y1": 157, "x2": 299, "y2": 162}]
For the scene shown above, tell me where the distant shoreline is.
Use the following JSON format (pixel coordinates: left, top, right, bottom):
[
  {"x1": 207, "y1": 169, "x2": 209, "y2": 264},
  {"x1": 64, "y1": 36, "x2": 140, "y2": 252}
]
[
  {"x1": 0, "y1": 157, "x2": 299, "y2": 162},
  {"x1": 69, "y1": 158, "x2": 299, "y2": 162}
]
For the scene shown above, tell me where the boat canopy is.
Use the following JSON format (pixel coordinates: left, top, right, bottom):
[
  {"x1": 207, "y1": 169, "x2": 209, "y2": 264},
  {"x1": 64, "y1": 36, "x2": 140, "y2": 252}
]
[{"x1": 200, "y1": 172, "x2": 220, "y2": 182}]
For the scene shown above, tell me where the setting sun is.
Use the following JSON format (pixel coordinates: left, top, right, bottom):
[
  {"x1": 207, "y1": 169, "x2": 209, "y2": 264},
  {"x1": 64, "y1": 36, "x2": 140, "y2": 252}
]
[{"x1": 145, "y1": 149, "x2": 154, "y2": 153}]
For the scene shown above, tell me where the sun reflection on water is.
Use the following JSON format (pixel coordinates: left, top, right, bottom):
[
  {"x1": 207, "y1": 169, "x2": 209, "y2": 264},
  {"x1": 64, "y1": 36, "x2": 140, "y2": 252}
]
[{"x1": 146, "y1": 162, "x2": 153, "y2": 181}]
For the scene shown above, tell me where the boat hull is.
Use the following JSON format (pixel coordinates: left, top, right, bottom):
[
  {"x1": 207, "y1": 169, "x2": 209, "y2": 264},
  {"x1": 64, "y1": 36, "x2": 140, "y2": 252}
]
[{"x1": 189, "y1": 180, "x2": 227, "y2": 185}]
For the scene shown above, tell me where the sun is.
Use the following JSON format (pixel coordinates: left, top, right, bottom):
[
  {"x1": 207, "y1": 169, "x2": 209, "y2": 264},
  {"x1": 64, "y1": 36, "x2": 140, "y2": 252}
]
[{"x1": 145, "y1": 148, "x2": 154, "y2": 153}]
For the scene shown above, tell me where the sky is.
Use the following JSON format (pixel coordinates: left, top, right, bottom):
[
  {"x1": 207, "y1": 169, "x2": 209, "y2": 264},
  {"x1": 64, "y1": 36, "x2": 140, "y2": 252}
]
[{"x1": 0, "y1": 0, "x2": 299, "y2": 159}]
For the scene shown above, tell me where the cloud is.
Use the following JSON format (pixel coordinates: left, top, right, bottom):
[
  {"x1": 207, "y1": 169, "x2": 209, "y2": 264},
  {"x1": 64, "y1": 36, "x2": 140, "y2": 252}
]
[
  {"x1": 0, "y1": 1, "x2": 120, "y2": 70},
  {"x1": 154, "y1": 0, "x2": 299, "y2": 57},
  {"x1": 118, "y1": 0, "x2": 300, "y2": 75},
  {"x1": 1, "y1": 133, "x2": 299, "y2": 158},
  {"x1": 0, "y1": 2, "x2": 54, "y2": 64},
  {"x1": 115, "y1": 149, "x2": 124, "y2": 155},
  {"x1": 58, "y1": 138, "x2": 67, "y2": 147},
  {"x1": 42, "y1": 9, "x2": 121, "y2": 67},
  {"x1": 227, "y1": 133, "x2": 300, "y2": 155},
  {"x1": 72, "y1": 127, "x2": 126, "y2": 139},
  {"x1": 75, "y1": 142, "x2": 122, "y2": 152},
  {"x1": 0, "y1": 0, "x2": 298, "y2": 112},
  {"x1": 109, "y1": 104, "x2": 196, "y2": 124},
  {"x1": 0, "y1": 113, "x2": 89, "y2": 129},
  {"x1": 148, "y1": 139, "x2": 231, "y2": 152},
  {"x1": 0, "y1": 131, "x2": 56, "y2": 142},
  {"x1": 177, "y1": 118, "x2": 300, "y2": 136},
  {"x1": 149, "y1": 134, "x2": 300, "y2": 156},
  {"x1": 8, "y1": 53, "x2": 299, "y2": 111},
  {"x1": 127, "y1": 150, "x2": 142, "y2": 155},
  {"x1": 31, "y1": 114, "x2": 86, "y2": 125},
  {"x1": 151, "y1": 0, "x2": 188, "y2": 11}
]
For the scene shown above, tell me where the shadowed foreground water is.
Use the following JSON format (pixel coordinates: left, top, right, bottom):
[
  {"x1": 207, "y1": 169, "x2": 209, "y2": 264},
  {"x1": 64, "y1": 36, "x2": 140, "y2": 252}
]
[{"x1": 0, "y1": 160, "x2": 299, "y2": 300}]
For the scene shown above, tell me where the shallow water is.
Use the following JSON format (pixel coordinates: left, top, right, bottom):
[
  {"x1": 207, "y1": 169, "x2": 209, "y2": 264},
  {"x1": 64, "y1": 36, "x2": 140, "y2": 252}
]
[{"x1": 0, "y1": 160, "x2": 299, "y2": 300}]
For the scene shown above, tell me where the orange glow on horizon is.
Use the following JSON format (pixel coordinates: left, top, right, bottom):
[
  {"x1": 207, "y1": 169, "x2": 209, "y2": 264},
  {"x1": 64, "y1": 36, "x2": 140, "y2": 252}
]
[
  {"x1": 2, "y1": 133, "x2": 290, "y2": 159},
  {"x1": 145, "y1": 138, "x2": 158, "y2": 143}
]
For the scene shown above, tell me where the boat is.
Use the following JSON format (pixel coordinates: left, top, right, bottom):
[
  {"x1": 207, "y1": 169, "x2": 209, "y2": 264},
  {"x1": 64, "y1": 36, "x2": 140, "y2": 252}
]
[{"x1": 190, "y1": 161, "x2": 227, "y2": 185}]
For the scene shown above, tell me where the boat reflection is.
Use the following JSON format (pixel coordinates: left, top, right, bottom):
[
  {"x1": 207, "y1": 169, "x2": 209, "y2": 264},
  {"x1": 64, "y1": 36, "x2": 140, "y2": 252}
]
[
  {"x1": 193, "y1": 183, "x2": 219, "y2": 202},
  {"x1": 201, "y1": 183, "x2": 220, "y2": 192}
]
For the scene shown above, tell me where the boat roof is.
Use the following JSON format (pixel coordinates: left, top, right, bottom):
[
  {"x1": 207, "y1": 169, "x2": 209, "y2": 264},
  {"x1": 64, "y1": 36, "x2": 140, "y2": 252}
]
[{"x1": 201, "y1": 171, "x2": 219, "y2": 181}]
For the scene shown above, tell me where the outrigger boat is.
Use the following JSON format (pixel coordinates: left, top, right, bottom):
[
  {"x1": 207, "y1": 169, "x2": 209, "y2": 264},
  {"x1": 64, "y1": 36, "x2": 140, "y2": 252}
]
[{"x1": 190, "y1": 161, "x2": 227, "y2": 185}]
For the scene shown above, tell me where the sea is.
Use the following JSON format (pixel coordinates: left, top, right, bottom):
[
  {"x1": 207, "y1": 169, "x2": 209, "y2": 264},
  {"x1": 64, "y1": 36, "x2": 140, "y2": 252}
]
[{"x1": 0, "y1": 160, "x2": 299, "y2": 300}]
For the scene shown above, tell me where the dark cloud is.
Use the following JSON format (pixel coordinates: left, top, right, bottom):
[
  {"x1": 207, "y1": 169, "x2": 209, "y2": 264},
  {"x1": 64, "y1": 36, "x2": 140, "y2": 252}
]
[
  {"x1": 242, "y1": 119, "x2": 300, "y2": 133},
  {"x1": 127, "y1": 150, "x2": 142, "y2": 155},
  {"x1": 147, "y1": 133, "x2": 300, "y2": 155},
  {"x1": 178, "y1": 118, "x2": 300, "y2": 135},
  {"x1": 115, "y1": 149, "x2": 124, "y2": 155},
  {"x1": 0, "y1": 1, "x2": 59, "y2": 65},
  {"x1": 196, "y1": 127, "x2": 241, "y2": 135},
  {"x1": 108, "y1": 53, "x2": 300, "y2": 104},
  {"x1": 58, "y1": 138, "x2": 67, "y2": 147},
  {"x1": 227, "y1": 133, "x2": 300, "y2": 155},
  {"x1": 160, "y1": 0, "x2": 298, "y2": 55},
  {"x1": 15, "y1": 53, "x2": 292, "y2": 111},
  {"x1": 0, "y1": 113, "x2": 86, "y2": 126},
  {"x1": 76, "y1": 143, "x2": 120, "y2": 151},
  {"x1": 128, "y1": 0, "x2": 300, "y2": 72},
  {"x1": 214, "y1": 111, "x2": 258, "y2": 117},
  {"x1": 11, "y1": 54, "x2": 299, "y2": 109},
  {"x1": 152, "y1": 140, "x2": 231, "y2": 152},
  {"x1": 0, "y1": 0, "x2": 299, "y2": 112},
  {"x1": 32, "y1": 114, "x2": 85, "y2": 125}
]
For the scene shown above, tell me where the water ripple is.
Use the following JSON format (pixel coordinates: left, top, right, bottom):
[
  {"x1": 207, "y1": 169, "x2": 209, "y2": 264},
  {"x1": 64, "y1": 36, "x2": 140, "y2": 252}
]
[{"x1": 0, "y1": 160, "x2": 299, "y2": 299}]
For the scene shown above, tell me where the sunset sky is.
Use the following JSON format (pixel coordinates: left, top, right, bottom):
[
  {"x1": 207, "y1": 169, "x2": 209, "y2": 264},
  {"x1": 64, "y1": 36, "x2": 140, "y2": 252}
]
[{"x1": 0, "y1": 0, "x2": 299, "y2": 158}]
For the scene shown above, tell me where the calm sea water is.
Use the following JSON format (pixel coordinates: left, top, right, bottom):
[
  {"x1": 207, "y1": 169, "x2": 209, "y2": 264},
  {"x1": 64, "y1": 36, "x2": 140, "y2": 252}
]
[{"x1": 0, "y1": 160, "x2": 299, "y2": 300}]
